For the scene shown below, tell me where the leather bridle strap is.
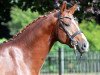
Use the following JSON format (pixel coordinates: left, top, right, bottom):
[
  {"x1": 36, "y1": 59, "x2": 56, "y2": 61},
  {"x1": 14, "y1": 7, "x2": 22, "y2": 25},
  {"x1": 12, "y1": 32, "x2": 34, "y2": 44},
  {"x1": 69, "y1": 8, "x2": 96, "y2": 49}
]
[
  {"x1": 59, "y1": 16, "x2": 71, "y2": 20},
  {"x1": 58, "y1": 13, "x2": 82, "y2": 46},
  {"x1": 71, "y1": 31, "x2": 82, "y2": 39}
]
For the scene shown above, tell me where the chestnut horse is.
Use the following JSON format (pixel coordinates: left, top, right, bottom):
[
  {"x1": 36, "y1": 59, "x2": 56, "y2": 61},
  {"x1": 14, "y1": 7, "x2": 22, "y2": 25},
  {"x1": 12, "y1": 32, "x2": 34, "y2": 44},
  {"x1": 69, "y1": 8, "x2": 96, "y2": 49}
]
[{"x1": 0, "y1": 1, "x2": 89, "y2": 75}]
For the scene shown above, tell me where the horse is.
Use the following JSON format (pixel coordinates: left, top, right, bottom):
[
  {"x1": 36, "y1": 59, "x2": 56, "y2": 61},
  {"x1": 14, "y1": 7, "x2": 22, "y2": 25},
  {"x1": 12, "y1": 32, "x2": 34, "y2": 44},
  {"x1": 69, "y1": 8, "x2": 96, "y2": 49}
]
[{"x1": 0, "y1": 1, "x2": 89, "y2": 75}]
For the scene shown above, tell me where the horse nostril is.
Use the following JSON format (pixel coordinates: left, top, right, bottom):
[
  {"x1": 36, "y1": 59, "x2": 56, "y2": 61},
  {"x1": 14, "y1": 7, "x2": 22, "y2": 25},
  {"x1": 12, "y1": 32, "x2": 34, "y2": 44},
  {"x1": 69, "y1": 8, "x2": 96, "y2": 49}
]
[
  {"x1": 83, "y1": 43, "x2": 86, "y2": 48},
  {"x1": 81, "y1": 43, "x2": 86, "y2": 50}
]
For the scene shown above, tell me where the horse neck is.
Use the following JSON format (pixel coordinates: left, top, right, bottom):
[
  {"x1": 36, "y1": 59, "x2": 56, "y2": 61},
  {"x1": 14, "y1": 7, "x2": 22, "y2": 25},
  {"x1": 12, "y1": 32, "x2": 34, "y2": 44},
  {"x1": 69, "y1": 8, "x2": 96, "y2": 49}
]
[
  {"x1": 14, "y1": 14, "x2": 57, "y2": 48},
  {"x1": 12, "y1": 12, "x2": 58, "y2": 74}
]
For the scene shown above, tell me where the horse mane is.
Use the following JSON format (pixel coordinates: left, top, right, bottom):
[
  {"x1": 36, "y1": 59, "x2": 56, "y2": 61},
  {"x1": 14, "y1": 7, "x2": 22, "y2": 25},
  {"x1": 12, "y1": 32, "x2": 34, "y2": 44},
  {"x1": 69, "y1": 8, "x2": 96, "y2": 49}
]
[{"x1": 1, "y1": 9, "x2": 58, "y2": 44}]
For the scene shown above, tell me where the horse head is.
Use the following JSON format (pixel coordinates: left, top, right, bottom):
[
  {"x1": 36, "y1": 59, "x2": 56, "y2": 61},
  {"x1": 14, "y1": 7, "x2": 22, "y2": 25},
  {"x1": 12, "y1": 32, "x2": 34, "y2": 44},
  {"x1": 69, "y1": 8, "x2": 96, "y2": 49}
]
[{"x1": 56, "y1": 1, "x2": 89, "y2": 54}]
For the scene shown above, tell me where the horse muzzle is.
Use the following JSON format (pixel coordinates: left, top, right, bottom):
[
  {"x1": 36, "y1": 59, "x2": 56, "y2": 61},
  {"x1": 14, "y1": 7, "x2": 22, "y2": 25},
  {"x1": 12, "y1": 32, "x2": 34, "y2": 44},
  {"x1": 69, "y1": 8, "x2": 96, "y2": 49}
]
[{"x1": 75, "y1": 40, "x2": 89, "y2": 53}]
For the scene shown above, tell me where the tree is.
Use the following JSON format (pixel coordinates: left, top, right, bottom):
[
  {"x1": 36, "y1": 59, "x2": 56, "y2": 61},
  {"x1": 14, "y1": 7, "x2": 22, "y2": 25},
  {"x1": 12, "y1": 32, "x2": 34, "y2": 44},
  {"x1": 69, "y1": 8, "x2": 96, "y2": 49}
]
[{"x1": 0, "y1": 0, "x2": 12, "y2": 38}]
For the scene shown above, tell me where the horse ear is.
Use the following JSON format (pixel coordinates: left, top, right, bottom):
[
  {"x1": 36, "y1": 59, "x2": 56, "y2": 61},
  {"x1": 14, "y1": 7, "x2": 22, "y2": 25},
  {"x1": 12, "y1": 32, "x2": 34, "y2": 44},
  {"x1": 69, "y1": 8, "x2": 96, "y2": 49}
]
[
  {"x1": 60, "y1": 1, "x2": 67, "y2": 14},
  {"x1": 69, "y1": 4, "x2": 78, "y2": 14}
]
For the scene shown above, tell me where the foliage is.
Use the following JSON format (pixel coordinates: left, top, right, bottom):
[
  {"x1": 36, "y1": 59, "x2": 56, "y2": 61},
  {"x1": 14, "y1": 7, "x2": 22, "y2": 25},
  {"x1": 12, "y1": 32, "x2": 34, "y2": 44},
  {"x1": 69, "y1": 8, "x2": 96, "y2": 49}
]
[
  {"x1": 80, "y1": 19, "x2": 100, "y2": 51},
  {"x1": 8, "y1": 6, "x2": 40, "y2": 35},
  {"x1": 0, "y1": 38, "x2": 7, "y2": 43},
  {"x1": 0, "y1": 0, "x2": 99, "y2": 24}
]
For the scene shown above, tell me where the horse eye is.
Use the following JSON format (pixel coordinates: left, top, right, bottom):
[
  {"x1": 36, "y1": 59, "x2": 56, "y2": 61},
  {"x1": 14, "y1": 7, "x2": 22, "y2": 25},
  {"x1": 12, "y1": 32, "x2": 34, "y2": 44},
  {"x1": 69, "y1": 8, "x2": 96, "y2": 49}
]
[
  {"x1": 65, "y1": 23, "x2": 70, "y2": 26},
  {"x1": 61, "y1": 20, "x2": 70, "y2": 26}
]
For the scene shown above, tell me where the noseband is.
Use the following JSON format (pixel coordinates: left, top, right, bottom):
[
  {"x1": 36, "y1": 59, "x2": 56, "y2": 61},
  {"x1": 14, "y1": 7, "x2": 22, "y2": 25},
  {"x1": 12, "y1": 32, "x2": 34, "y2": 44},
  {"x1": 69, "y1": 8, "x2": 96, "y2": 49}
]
[{"x1": 58, "y1": 12, "x2": 82, "y2": 46}]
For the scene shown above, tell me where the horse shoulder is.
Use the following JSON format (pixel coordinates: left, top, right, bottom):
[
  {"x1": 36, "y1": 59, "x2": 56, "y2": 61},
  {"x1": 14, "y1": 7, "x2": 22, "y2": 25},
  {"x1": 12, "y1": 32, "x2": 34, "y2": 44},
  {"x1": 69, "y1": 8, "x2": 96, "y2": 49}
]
[{"x1": 0, "y1": 44, "x2": 32, "y2": 75}]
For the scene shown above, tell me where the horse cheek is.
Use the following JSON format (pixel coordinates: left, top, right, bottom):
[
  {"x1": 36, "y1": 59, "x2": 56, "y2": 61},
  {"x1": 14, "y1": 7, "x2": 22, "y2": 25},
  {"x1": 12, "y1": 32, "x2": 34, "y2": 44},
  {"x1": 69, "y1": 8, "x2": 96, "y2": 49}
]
[{"x1": 58, "y1": 29, "x2": 68, "y2": 44}]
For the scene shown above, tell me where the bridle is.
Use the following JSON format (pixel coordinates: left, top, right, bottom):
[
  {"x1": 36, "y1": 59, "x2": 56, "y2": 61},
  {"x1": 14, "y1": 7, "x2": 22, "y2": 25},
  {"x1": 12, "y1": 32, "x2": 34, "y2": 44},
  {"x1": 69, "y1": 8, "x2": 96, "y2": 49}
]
[
  {"x1": 58, "y1": 12, "x2": 82, "y2": 47},
  {"x1": 57, "y1": 12, "x2": 84, "y2": 60}
]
